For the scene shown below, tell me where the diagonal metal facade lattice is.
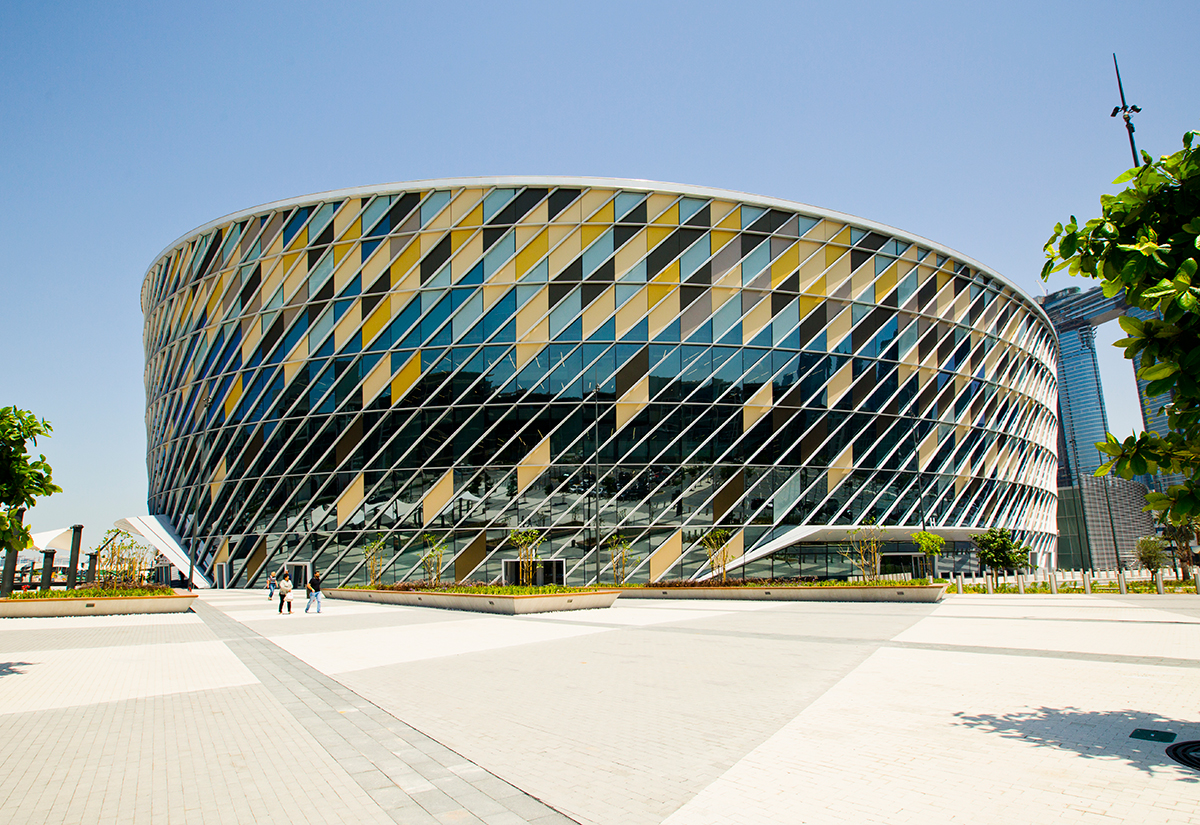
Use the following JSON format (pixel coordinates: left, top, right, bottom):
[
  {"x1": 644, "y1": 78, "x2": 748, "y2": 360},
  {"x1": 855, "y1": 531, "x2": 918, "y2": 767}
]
[{"x1": 141, "y1": 178, "x2": 1059, "y2": 587}]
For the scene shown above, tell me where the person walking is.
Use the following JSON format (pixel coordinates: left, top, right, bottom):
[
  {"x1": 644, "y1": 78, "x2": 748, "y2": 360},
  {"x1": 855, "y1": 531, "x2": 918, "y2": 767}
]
[
  {"x1": 267, "y1": 572, "x2": 277, "y2": 600},
  {"x1": 305, "y1": 571, "x2": 323, "y2": 613},
  {"x1": 278, "y1": 572, "x2": 293, "y2": 614}
]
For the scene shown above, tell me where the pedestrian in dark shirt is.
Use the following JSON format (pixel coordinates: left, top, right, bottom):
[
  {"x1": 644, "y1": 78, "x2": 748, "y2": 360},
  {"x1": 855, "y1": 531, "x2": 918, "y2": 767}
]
[{"x1": 305, "y1": 571, "x2": 323, "y2": 613}]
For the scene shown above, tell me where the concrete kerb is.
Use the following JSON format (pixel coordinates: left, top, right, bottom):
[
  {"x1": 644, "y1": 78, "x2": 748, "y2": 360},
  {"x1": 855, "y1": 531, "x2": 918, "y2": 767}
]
[
  {"x1": 617, "y1": 584, "x2": 947, "y2": 603},
  {"x1": 0, "y1": 593, "x2": 197, "y2": 618},
  {"x1": 329, "y1": 588, "x2": 622, "y2": 614}
]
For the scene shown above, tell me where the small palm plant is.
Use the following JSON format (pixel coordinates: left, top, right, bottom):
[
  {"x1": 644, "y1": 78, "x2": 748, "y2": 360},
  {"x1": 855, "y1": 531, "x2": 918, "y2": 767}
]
[
  {"x1": 701, "y1": 528, "x2": 732, "y2": 583},
  {"x1": 606, "y1": 533, "x2": 632, "y2": 585},
  {"x1": 508, "y1": 528, "x2": 544, "y2": 586},
  {"x1": 420, "y1": 532, "x2": 447, "y2": 584}
]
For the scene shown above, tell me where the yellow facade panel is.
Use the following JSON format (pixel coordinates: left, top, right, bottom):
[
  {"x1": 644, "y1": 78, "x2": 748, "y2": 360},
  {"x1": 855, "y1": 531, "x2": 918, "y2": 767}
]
[
  {"x1": 451, "y1": 231, "x2": 483, "y2": 278},
  {"x1": 828, "y1": 360, "x2": 852, "y2": 407},
  {"x1": 579, "y1": 189, "x2": 615, "y2": 221},
  {"x1": 771, "y1": 243, "x2": 799, "y2": 286},
  {"x1": 334, "y1": 301, "x2": 361, "y2": 349},
  {"x1": 391, "y1": 238, "x2": 421, "y2": 285},
  {"x1": 337, "y1": 473, "x2": 366, "y2": 527},
  {"x1": 828, "y1": 444, "x2": 853, "y2": 493},
  {"x1": 390, "y1": 352, "x2": 421, "y2": 402},
  {"x1": 710, "y1": 200, "x2": 737, "y2": 228},
  {"x1": 743, "y1": 382, "x2": 773, "y2": 432},
  {"x1": 648, "y1": 291, "x2": 679, "y2": 338},
  {"x1": 334, "y1": 202, "x2": 358, "y2": 238},
  {"x1": 361, "y1": 354, "x2": 392, "y2": 406},
  {"x1": 710, "y1": 230, "x2": 738, "y2": 256},
  {"x1": 742, "y1": 299, "x2": 772, "y2": 343},
  {"x1": 223, "y1": 376, "x2": 243, "y2": 418},
  {"x1": 581, "y1": 223, "x2": 606, "y2": 247},
  {"x1": 614, "y1": 228, "x2": 647, "y2": 275},
  {"x1": 615, "y1": 288, "x2": 648, "y2": 338},
  {"x1": 423, "y1": 469, "x2": 454, "y2": 526},
  {"x1": 451, "y1": 189, "x2": 485, "y2": 223},
  {"x1": 515, "y1": 287, "x2": 549, "y2": 337},
  {"x1": 648, "y1": 530, "x2": 683, "y2": 582},
  {"x1": 585, "y1": 199, "x2": 614, "y2": 224},
  {"x1": 548, "y1": 227, "x2": 583, "y2": 276},
  {"x1": 517, "y1": 436, "x2": 552, "y2": 494},
  {"x1": 361, "y1": 300, "x2": 391, "y2": 348},
  {"x1": 583, "y1": 287, "x2": 616, "y2": 337}
]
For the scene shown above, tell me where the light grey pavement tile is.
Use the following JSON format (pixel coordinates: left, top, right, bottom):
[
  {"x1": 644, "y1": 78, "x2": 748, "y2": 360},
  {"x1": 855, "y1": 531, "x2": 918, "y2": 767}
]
[{"x1": 191, "y1": 597, "x2": 578, "y2": 824}]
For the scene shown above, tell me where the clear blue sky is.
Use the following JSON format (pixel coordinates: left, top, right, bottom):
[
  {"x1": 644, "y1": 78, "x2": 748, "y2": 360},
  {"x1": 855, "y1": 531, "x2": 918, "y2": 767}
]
[{"x1": 3, "y1": 0, "x2": 1197, "y2": 541}]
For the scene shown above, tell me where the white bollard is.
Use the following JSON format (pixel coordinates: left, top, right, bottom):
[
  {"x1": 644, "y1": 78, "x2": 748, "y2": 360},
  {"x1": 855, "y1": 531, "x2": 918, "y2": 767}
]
[
  {"x1": 1049, "y1": 570, "x2": 1058, "y2": 594},
  {"x1": 1083, "y1": 571, "x2": 1092, "y2": 594},
  {"x1": 956, "y1": 573, "x2": 963, "y2": 595},
  {"x1": 1156, "y1": 570, "x2": 1165, "y2": 595},
  {"x1": 1118, "y1": 570, "x2": 1127, "y2": 595}
]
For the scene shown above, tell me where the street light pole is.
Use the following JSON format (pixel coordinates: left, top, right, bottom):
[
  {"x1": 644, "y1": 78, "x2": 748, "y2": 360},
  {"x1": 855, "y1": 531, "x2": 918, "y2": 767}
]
[
  {"x1": 190, "y1": 392, "x2": 213, "y2": 592},
  {"x1": 592, "y1": 386, "x2": 601, "y2": 586}
]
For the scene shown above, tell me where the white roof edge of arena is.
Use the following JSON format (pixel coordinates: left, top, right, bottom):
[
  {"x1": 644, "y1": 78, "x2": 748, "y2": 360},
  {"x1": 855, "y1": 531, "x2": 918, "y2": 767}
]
[
  {"x1": 142, "y1": 175, "x2": 1053, "y2": 329},
  {"x1": 29, "y1": 526, "x2": 76, "y2": 552},
  {"x1": 712, "y1": 523, "x2": 994, "y2": 578},
  {"x1": 114, "y1": 515, "x2": 212, "y2": 588}
]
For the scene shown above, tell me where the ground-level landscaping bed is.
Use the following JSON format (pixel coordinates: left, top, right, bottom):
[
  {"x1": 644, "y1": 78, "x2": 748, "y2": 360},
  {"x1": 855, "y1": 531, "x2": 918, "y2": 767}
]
[
  {"x1": 616, "y1": 581, "x2": 948, "y2": 603},
  {"x1": 330, "y1": 585, "x2": 622, "y2": 615},
  {"x1": 0, "y1": 585, "x2": 196, "y2": 617}
]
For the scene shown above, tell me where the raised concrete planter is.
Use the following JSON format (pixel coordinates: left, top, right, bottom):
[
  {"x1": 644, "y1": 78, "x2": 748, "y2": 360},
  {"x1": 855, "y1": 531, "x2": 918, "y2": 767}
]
[
  {"x1": 0, "y1": 594, "x2": 198, "y2": 618},
  {"x1": 618, "y1": 584, "x2": 947, "y2": 603},
  {"x1": 330, "y1": 587, "x2": 622, "y2": 615}
]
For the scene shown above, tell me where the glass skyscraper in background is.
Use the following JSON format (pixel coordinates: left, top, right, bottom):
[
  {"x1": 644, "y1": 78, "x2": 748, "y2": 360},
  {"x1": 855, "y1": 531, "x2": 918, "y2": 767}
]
[{"x1": 1037, "y1": 286, "x2": 1160, "y2": 569}]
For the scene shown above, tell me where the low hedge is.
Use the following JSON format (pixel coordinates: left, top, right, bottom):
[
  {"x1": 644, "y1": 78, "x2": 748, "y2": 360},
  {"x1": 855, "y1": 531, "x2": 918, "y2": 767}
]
[{"x1": 2, "y1": 583, "x2": 177, "y2": 600}]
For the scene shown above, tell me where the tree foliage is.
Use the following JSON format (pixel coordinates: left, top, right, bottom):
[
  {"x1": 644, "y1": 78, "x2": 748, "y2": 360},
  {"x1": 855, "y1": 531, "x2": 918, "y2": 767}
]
[
  {"x1": 1043, "y1": 130, "x2": 1200, "y2": 523},
  {"x1": 419, "y1": 532, "x2": 446, "y2": 584},
  {"x1": 97, "y1": 528, "x2": 154, "y2": 583},
  {"x1": 971, "y1": 528, "x2": 1030, "y2": 577},
  {"x1": 605, "y1": 533, "x2": 632, "y2": 585},
  {"x1": 1134, "y1": 535, "x2": 1167, "y2": 573},
  {"x1": 700, "y1": 528, "x2": 733, "y2": 583},
  {"x1": 1160, "y1": 516, "x2": 1196, "y2": 578},
  {"x1": 508, "y1": 528, "x2": 543, "y2": 586},
  {"x1": 841, "y1": 522, "x2": 884, "y2": 581},
  {"x1": 0, "y1": 407, "x2": 61, "y2": 555},
  {"x1": 911, "y1": 530, "x2": 945, "y2": 580}
]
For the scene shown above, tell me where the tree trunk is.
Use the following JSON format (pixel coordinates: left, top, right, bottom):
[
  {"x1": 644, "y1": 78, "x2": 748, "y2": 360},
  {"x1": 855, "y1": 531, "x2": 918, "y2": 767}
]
[{"x1": 1, "y1": 508, "x2": 24, "y2": 597}]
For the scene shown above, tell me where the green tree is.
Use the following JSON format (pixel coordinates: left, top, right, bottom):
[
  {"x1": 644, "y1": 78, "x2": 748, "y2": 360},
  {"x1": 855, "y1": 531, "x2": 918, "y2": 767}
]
[
  {"x1": 605, "y1": 533, "x2": 632, "y2": 585},
  {"x1": 1043, "y1": 130, "x2": 1200, "y2": 523},
  {"x1": 911, "y1": 530, "x2": 945, "y2": 580},
  {"x1": 1160, "y1": 516, "x2": 1196, "y2": 579},
  {"x1": 972, "y1": 528, "x2": 1031, "y2": 584},
  {"x1": 361, "y1": 534, "x2": 388, "y2": 588},
  {"x1": 1, "y1": 407, "x2": 62, "y2": 596},
  {"x1": 841, "y1": 521, "x2": 884, "y2": 581},
  {"x1": 700, "y1": 528, "x2": 733, "y2": 583},
  {"x1": 1135, "y1": 535, "x2": 1167, "y2": 574},
  {"x1": 419, "y1": 532, "x2": 446, "y2": 584},
  {"x1": 508, "y1": 528, "x2": 543, "y2": 586}
]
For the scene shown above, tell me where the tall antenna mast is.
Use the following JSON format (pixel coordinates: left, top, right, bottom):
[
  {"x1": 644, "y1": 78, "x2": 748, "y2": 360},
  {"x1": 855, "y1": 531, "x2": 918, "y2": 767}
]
[{"x1": 1110, "y1": 54, "x2": 1142, "y2": 167}]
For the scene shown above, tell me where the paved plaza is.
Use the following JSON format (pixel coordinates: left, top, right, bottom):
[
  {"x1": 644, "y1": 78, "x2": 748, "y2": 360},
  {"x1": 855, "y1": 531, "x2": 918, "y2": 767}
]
[{"x1": 2, "y1": 591, "x2": 1199, "y2": 824}]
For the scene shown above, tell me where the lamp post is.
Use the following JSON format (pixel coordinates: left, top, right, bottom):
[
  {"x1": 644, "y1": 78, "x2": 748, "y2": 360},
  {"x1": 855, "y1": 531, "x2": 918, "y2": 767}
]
[
  {"x1": 190, "y1": 393, "x2": 213, "y2": 591},
  {"x1": 591, "y1": 386, "x2": 601, "y2": 586}
]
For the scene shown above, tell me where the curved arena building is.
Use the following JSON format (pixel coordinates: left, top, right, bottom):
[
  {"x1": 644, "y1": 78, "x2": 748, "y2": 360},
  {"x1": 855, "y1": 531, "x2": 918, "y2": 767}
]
[{"x1": 140, "y1": 178, "x2": 1058, "y2": 588}]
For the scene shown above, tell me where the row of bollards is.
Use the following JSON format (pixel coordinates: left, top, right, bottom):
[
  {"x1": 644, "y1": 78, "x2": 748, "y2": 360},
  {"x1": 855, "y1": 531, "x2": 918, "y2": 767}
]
[{"x1": 952, "y1": 568, "x2": 1200, "y2": 595}]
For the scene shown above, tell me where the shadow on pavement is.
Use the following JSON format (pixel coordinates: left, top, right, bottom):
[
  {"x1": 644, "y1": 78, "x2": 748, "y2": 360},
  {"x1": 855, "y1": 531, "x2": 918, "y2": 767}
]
[
  {"x1": 0, "y1": 661, "x2": 34, "y2": 677},
  {"x1": 955, "y1": 706, "x2": 1200, "y2": 780}
]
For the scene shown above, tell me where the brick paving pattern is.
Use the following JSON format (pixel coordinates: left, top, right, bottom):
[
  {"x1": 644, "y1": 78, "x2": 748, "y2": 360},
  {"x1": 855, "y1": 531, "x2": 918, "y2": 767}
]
[{"x1": 2, "y1": 589, "x2": 1199, "y2": 823}]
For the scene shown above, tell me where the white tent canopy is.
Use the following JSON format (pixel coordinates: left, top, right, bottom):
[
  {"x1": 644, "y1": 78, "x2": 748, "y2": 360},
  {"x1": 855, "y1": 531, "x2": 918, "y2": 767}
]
[{"x1": 115, "y1": 515, "x2": 212, "y2": 588}]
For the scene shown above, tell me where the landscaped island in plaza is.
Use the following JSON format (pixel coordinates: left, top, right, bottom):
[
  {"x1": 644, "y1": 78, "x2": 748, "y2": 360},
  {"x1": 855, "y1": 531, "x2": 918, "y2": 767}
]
[
  {"x1": 331, "y1": 584, "x2": 622, "y2": 614},
  {"x1": 0, "y1": 584, "x2": 197, "y2": 618},
  {"x1": 332, "y1": 576, "x2": 948, "y2": 614}
]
